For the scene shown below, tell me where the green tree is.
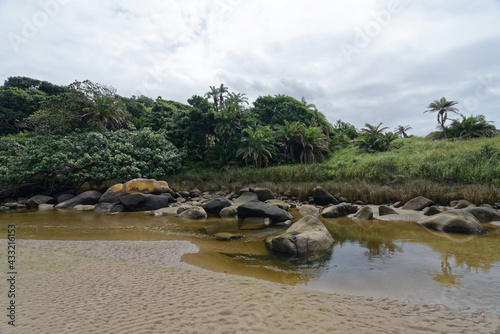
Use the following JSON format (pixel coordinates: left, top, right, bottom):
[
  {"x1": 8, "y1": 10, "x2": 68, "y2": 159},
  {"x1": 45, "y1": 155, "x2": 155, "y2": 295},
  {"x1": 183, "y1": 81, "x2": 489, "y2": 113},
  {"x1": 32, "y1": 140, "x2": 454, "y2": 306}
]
[
  {"x1": 357, "y1": 123, "x2": 396, "y2": 152},
  {"x1": 274, "y1": 120, "x2": 305, "y2": 161},
  {"x1": 251, "y1": 95, "x2": 314, "y2": 126},
  {"x1": 424, "y1": 97, "x2": 459, "y2": 139},
  {"x1": 299, "y1": 126, "x2": 329, "y2": 164},
  {"x1": 237, "y1": 126, "x2": 276, "y2": 168},
  {"x1": 448, "y1": 114, "x2": 498, "y2": 139},
  {"x1": 395, "y1": 125, "x2": 412, "y2": 138},
  {"x1": 0, "y1": 87, "x2": 46, "y2": 135}
]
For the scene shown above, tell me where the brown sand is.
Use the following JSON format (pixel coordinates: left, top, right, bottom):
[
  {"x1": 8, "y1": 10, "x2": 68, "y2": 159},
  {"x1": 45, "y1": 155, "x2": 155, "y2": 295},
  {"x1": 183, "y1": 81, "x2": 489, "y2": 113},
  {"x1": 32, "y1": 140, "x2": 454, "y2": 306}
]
[{"x1": 1, "y1": 240, "x2": 499, "y2": 334}]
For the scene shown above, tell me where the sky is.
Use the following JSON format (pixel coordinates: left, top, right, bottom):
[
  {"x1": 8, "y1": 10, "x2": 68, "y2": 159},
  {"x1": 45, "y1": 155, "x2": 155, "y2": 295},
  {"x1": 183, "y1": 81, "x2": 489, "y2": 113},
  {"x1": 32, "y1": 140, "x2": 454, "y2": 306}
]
[{"x1": 1, "y1": 0, "x2": 499, "y2": 136}]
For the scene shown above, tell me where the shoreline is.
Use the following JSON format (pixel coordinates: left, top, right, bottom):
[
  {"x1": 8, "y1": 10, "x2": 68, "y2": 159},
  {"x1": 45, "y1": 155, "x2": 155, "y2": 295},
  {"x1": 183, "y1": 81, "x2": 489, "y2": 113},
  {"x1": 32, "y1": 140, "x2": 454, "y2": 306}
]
[{"x1": 1, "y1": 239, "x2": 499, "y2": 333}]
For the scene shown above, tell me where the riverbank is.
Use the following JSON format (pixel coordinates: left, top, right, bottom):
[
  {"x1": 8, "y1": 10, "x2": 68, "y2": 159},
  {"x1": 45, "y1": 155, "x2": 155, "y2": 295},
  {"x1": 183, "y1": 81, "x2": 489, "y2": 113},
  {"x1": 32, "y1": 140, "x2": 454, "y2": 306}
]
[{"x1": 2, "y1": 239, "x2": 499, "y2": 334}]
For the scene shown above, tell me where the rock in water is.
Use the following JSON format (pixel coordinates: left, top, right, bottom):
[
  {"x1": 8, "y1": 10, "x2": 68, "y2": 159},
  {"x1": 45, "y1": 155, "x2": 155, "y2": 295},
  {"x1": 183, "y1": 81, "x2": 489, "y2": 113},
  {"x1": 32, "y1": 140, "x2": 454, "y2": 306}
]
[
  {"x1": 354, "y1": 206, "x2": 373, "y2": 220},
  {"x1": 321, "y1": 203, "x2": 358, "y2": 218},
  {"x1": 378, "y1": 205, "x2": 397, "y2": 216},
  {"x1": 265, "y1": 215, "x2": 333, "y2": 255},
  {"x1": 402, "y1": 196, "x2": 434, "y2": 210},
  {"x1": 202, "y1": 198, "x2": 233, "y2": 214},
  {"x1": 419, "y1": 209, "x2": 485, "y2": 234},
  {"x1": 249, "y1": 186, "x2": 275, "y2": 201},
  {"x1": 178, "y1": 206, "x2": 208, "y2": 220},
  {"x1": 312, "y1": 186, "x2": 339, "y2": 206},
  {"x1": 119, "y1": 193, "x2": 170, "y2": 211},
  {"x1": 55, "y1": 191, "x2": 102, "y2": 209},
  {"x1": 464, "y1": 207, "x2": 500, "y2": 223},
  {"x1": 237, "y1": 200, "x2": 293, "y2": 223}
]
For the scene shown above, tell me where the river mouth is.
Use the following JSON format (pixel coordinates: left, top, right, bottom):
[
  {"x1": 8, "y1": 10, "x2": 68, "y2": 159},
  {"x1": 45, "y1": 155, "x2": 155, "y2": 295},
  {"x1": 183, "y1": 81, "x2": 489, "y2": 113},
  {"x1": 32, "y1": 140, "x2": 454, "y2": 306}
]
[{"x1": 2, "y1": 208, "x2": 500, "y2": 314}]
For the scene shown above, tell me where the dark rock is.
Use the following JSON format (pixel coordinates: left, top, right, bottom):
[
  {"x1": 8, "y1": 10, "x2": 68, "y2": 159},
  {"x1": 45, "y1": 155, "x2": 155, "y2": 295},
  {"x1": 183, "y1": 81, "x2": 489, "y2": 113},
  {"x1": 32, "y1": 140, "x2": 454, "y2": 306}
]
[
  {"x1": 402, "y1": 196, "x2": 434, "y2": 211},
  {"x1": 57, "y1": 194, "x2": 75, "y2": 204},
  {"x1": 249, "y1": 186, "x2": 275, "y2": 201},
  {"x1": 265, "y1": 215, "x2": 333, "y2": 255},
  {"x1": 119, "y1": 193, "x2": 170, "y2": 211},
  {"x1": 354, "y1": 206, "x2": 374, "y2": 220},
  {"x1": 55, "y1": 191, "x2": 102, "y2": 209},
  {"x1": 189, "y1": 189, "x2": 202, "y2": 198},
  {"x1": 465, "y1": 207, "x2": 500, "y2": 223},
  {"x1": 202, "y1": 198, "x2": 233, "y2": 214},
  {"x1": 422, "y1": 206, "x2": 444, "y2": 216},
  {"x1": 233, "y1": 192, "x2": 259, "y2": 206},
  {"x1": 93, "y1": 202, "x2": 116, "y2": 212},
  {"x1": 378, "y1": 205, "x2": 398, "y2": 216},
  {"x1": 454, "y1": 200, "x2": 474, "y2": 209},
  {"x1": 322, "y1": 203, "x2": 358, "y2": 218},
  {"x1": 98, "y1": 184, "x2": 123, "y2": 204},
  {"x1": 312, "y1": 186, "x2": 339, "y2": 206},
  {"x1": 178, "y1": 206, "x2": 207, "y2": 219},
  {"x1": 237, "y1": 200, "x2": 293, "y2": 223},
  {"x1": 419, "y1": 209, "x2": 484, "y2": 234},
  {"x1": 27, "y1": 195, "x2": 56, "y2": 208},
  {"x1": 265, "y1": 199, "x2": 289, "y2": 211},
  {"x1": 220, "y1": 206, "x2": 238, "y2": 218},
  {"x1": 179, "y1": 191, "x2": 190, "y2": 198}
]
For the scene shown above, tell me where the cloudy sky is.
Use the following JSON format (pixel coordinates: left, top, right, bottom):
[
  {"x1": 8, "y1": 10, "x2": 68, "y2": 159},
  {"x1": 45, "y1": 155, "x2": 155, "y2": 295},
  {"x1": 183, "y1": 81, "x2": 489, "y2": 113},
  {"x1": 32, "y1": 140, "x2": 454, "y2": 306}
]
[{"x1": 1, "y1": 0, "x2": 499, "y2": 136}]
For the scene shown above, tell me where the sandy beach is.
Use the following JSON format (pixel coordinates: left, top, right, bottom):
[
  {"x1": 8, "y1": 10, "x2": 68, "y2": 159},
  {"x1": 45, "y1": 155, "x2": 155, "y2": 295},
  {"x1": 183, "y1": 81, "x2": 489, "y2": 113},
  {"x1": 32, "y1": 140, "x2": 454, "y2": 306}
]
[{"x1": 1, "y1": 239, "x2": 499, "y2": 334}]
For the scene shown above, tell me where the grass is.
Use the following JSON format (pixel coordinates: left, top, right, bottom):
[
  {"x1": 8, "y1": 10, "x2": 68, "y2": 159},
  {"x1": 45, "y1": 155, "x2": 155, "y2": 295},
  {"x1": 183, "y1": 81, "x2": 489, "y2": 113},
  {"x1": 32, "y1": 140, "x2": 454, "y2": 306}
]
[{"x1": 167, "y1": 136, "x2": 500, "y2": 205}]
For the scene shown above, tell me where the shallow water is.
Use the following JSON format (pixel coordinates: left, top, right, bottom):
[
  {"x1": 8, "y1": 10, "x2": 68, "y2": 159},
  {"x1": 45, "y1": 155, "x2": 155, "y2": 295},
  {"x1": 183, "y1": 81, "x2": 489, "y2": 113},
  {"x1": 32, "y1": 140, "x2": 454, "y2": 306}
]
[{"x1": 1, "y1": 208, "x2": 499, "y2": 314}]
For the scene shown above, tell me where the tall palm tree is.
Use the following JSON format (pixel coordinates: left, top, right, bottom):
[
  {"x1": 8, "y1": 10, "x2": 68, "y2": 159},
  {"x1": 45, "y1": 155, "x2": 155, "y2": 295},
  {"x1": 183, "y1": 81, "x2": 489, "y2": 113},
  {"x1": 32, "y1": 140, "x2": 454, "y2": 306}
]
[
  {"x1": 301, "y1": 97, "x2": 317, "y2": 111},
  {"x1": 424, "y1": 97, "x2": 459, "y2": 139},
  {"x1": 237, "y1": 126, "x2": 276, "y2": 168},
  {"x1": 205, "y1": 86, "x2": 220, "y2": 111},
  {"x1": 226, "y1": 92, "x2": 249, "y2": 107},
  {"x1": 448, "y1": 114, "x2": 498, "y2": 139},
  {"x1": 274, "y1": 120, "x2": 305, "y2": 160},
  {"x1": 217, "y1": 84, "x2": 229, "y2": 108},
  {"x1": 395, "y1": 125, "x2": 412, "y2": 138},
  {"x1": 299, "y1": 126, "x2": 329, "y2": 164}
]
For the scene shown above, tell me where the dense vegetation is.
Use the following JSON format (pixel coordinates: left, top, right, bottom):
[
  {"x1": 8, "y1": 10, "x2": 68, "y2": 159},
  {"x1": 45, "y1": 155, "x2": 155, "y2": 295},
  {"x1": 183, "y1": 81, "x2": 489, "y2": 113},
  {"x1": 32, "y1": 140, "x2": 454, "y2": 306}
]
[{"x1": 0, "y1": 76, "x2": 499, "y2": 201}]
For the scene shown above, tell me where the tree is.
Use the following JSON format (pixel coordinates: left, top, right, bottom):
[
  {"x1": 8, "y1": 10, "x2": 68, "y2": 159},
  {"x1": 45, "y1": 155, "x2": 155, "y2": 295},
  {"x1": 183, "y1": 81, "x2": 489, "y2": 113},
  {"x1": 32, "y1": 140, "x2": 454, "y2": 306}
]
[
  {"x1": 205, "y1": 85, "x2": 220, "y2": 111},
  {"x1": 357, "y1": 123, "x2": 396, "y2": 152},
  {"x1": 395, "y1": 125, "x2": 412, "y2": 138},
  {"x1": 226, "y1": 92, "x2": 249, "y2": 107},
  {"x1": 448, "y1": 114, "x2": 498, "y2": 139},
  {"x1": 237, "y1": 126, "x2": 276, "y2": 168},
  {"x1": 252, "y1": 95, "x2": 314, "y2": 126},
  {"x1": 299, "y1": 126, "x2": 329, "y2": 164},
  {"x1": 424, "y1": 97, "x2": 459, "y2": 139},
  {"x1": 0, "y1": 87, "x2": 47, "y2": 135},
  {"x1": 274, "y1": 120, "x2": 305, "y2": 161}
]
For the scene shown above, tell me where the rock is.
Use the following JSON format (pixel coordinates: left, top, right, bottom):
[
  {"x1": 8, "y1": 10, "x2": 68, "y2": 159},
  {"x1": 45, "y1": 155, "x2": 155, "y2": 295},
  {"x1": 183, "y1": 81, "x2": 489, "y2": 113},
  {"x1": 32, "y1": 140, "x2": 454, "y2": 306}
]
[
  {"x1": 178, "y1": 206, "x2": 207, "y2": 220},
  {"x1": 179, "y1": 191, "x2": 190, "y2": 198},
  {"x1": 494, "y1": 202, "x2": 500, "y2": 209},
  {"x1": 465, "y1": 207, "x2": 500, "y2": 223},
  {"x1": 213, "y1": 232, "x2": 244, "y2": 241},
  {"x1": 454, "y1": 200, "x2": 475, "y2": 209},
  {"x1": 312, "y1": 186, "x2": 339, "y2": 206},
  {"x1": 37, "y1": 204, "x2": 54, "y2": 210},
  {"x1": 237, "y1": 200, "x2": 293, "y2": 223},
  {"x1": 57, "y1": 193, "x2": 75, "y2": 204},
  {"x1": 240, "y1": 217, "x2": 269, "y2": 230},
  {"x1": 419, "y1": 209, "x2": 485, "y2": 234},
  {"x1": 189, "y1": 189, "x2": 202, "y2": 198},
  {"x1": 299, "y1": 204, "x2": 320, "y2": 216},
  {"x1": 402, "y1": 196, "x2": 434, "y2": 210},
  {"x1": 55, "y1": 190, "x2": 102, "y2": 209},
  {"x1": 422, "y1": 206, "x2": 444, "y2": 216},
  {"x1": 322, "y1": 203, "x2": 358, "y2": 218},
  {"x1": 337, "y1": 196, "x2": 349, "y2": 203},
  {"x1": 121, "y1": 178, "x2": 168, "y2": 195},
  {"x1": 73, "y1": 204, "x2": 96, "y2": 211},
  {"x1": 176, "y1": 197, "x2": 186, "y2": 203},
  {"x1": 27, "y1": 195, "x2": 56, "y2": 208},
  {"x1": 378, "y1": 205, "x2": 398, "y2": 216},
  {"x1": 249, "y1": 186, "x2": 275, "y2": 201},
  {"x1": 0, "y1": 206, "x2": 9, "y2": 211},
  {"x1": 393, "y1": 201, "x2": 403, "y2": 208},
  {"x1": 265, "y1": 199, "x2": 289, "y2": 211},
  {"x1": 93, "y1": 202, "x2": 116, "y2": 212},
  {"x1": 202, "y1": 198, "x2": 233, "y2": 214},
  {"x1": 233, "y1": 192, "x2": 259, "y2": 206},
  {"x1": 220, "y1": 206, "x2": 238, "y2": 218},
  {"x1": 110, "y1": 204, "x2": 125, "y2": 213},
  {"x1": 119, "y1": 193, "x2": 170, "y2": 211},
  {"x1": 4, "y1": 202, "x2": 26, "y2": 209},
  {"x1": 265, "y1": 215, "x2": 333, "y2": 255},
  {"x1": 354, "y1": 206, "x2": 374, "y2": 220},
  {"x1": 99, "y1": 184, "x2": 124, "y2": 204},
  {"x1": 150, "y1": 207, "x2": 178, "y2": 216}
]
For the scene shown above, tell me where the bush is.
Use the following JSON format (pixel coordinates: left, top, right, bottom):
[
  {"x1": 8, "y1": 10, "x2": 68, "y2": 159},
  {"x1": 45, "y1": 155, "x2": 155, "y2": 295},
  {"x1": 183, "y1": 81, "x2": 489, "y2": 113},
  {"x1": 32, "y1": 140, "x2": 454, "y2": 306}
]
[{"x1": 0, "y1": 128, "x2": 185, "y2": 197}]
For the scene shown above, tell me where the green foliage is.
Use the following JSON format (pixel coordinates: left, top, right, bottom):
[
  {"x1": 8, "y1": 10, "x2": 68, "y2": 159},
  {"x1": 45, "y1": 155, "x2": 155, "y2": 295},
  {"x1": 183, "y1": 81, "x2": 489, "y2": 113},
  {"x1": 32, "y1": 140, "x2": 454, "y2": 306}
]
[
  {"x1": 237, "y1": 126, "x2": 276, "y2": 168},
  {"x1": 424, "y1": 97, "x2": 459, "y2": 139},
  {"x1": 0, "y1": 87, "x2": 47, "y2": 135},
  {"x1": 356, "y1": 123, "x2": 397, "y2": 152},
  {"x1": 251, "y1": 95, "x2": 315, "y2": 126},
  {"x1": 0, "y1": 129, "x2": 185, "y2": 197},
  {"x1": 448, "y1": 114, "x2": 498, "y2": 139}
]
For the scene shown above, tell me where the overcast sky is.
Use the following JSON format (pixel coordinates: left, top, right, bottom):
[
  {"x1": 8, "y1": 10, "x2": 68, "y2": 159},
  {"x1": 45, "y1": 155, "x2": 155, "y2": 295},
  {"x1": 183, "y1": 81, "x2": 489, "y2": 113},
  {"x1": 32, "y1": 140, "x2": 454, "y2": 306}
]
[{"x1": 1, "y1": 0, "x2": 499, "y2": 136}]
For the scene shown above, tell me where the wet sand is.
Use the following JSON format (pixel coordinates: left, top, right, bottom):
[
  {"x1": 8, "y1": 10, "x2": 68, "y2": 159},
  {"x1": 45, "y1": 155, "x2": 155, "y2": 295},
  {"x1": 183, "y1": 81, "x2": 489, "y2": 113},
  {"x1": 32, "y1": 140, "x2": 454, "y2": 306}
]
[{"x1": 1, "y1": 239, "x2": 499, "y2": 334}]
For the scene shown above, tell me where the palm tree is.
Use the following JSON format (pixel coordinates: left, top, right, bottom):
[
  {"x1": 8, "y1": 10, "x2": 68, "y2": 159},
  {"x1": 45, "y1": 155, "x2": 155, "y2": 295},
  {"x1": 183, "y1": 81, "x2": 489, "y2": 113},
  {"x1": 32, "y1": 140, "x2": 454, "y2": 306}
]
[
  {"x1": 274, "y1": 120, "x2": 305, "y2": 160},
  {"x1": 205, "y1": 86, "x2": 220, "y2": 110},
  {"x1": 214, "y1": 103, "x2": 243, "y2": 143},
  {"x1": 226, "y1": 92, "x2": 249, "y2": 107},
  {"x1": 301, "y1": 97, "x2": 317, "y2": 111},
  {"x1": 448, "y1": 114, "x2": 498, "y2": 139},
  {"x1": 395, "y1": 125, "x2": 412, "y2": 138},
  {"x1": 217, "y1": 84, "x2": 229, "y2": 108},
  {"x1": 424, "y1": 97, "x2": 459, "y2": 139},
  {"x1": 357, "y1": 123, "x2": 393, "y2": 152},
  {"x1": 299, "y1": 126, "x2": 329, "y2": 164},
  {"x1": 237, "y1": 126, "x2": 276, "y2": 168}
]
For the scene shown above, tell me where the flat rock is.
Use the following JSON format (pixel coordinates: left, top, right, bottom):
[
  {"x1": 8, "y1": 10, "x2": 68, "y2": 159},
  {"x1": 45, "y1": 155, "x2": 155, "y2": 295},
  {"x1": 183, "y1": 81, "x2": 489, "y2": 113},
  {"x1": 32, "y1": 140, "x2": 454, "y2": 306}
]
[
  {"x1": 465, "y1": 207, "x2": 500, "y2": 223},
  {"x1": 233, "y1": 192, "x2": 259, "y2": 206},
  {"x1": 402, "y1": 196, "x2": 434, "y2": 211},
  {"x1": 55, "y1": 190, "x2": 102, "y2": 209},
  {"x1": 237, "y1": 200, "x2": 293, "y2": 223},
  {"x1": 419, "y1": 209, "x2": 485, "y2": 234},
  {"x1": 299, "y1": 205, "x2": 320, "y2": 216},
  {"x1": 322, "y1": 203, "x2": 358, "y2": 218}
]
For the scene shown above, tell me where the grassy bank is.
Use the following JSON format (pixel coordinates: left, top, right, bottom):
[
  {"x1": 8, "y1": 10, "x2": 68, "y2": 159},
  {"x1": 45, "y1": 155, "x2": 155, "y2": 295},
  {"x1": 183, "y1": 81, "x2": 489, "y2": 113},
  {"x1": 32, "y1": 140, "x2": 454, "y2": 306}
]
[{"x1": 168, "y1": 136, "x2": 500, "y2": 205}]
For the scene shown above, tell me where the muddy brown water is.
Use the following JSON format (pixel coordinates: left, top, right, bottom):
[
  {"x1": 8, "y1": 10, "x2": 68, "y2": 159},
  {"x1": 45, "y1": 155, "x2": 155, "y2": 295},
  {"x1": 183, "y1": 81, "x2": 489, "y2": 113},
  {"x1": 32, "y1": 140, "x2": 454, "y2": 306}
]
[{"x1": 1, "y1": 208, "x2": 500, "y2": 314}]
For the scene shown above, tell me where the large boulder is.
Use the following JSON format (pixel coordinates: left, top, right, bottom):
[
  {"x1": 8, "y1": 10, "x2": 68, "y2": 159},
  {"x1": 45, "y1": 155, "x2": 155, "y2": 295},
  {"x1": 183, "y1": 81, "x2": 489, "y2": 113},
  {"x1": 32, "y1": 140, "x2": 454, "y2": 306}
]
[
  {"x1": 233, "y1": 192, "x2": 259, "y2": 206},
  {"x1": 265, "y1": 199, "x2": 289, "y2": 211},
  {"x1": 322, "y1": 203, "x2": 358, "y2": 218},
  {"x1": 220, "y1": 206, "x2": 238, "y2": 218},
  {"x1": 299, "y1": 205, "x2": 320, "y2": 216},
  {"x1": 419, "y1": 209, "x2": 485, "y2": 234},
  {"x1": 202, "y1": 198, "x2": 233, "y2": 214},
  {"x1": 265, "y1": 215, "x2": 333, "y2": 255},
  {"x1": 99, "y1": 184, "x2": 124, "y2": 204},
  {"x1": 465, "y1": 207, "x2": 500, "y2": 223},
  {"x1": 402, "y1": 196, "x2": 434, "y2": 211},
  {"x1": 249, "y1": 186, "x2": 275, "y2": 202},
  {"x1": 119, "y1": 193, "x2": 170, "y2": 211},
  {"x1": 378, "y1": 205, "x2": 398, "y2": 216},
  {"x1": 312, "y1": 186, "x2": 339, "y2": 206},
  {"x1": 237, "y1": 200, "x2": 293, "y2": 223},
  {"x1": 27, "y1": 195, "x2": 56, "y2": 208},
  {"x1": 121, "y1": 178, "x2": 169, "y2": 195},
  {"x1": 178, "y1": 206, "x2": 208, "y2": 220},
  {"x1": 353, "y1": 206, "x2": 373, "y2": 220},
  {"x1": 55, "y1": 191, "x2": 102, "y2": 209}
]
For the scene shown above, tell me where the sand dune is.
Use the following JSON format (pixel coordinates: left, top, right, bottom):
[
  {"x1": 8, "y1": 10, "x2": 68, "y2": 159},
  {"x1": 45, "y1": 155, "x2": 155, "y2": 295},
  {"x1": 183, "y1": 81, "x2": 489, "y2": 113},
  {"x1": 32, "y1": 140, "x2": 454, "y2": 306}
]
[{"x1": 1, "y1": 240, "x2": 499, "y2": 334}]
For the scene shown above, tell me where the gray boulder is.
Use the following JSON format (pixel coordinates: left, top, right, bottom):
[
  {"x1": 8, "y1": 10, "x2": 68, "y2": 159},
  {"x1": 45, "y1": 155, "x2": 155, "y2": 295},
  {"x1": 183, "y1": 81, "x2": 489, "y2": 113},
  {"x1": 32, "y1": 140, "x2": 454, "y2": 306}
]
[
  {"x1": 249, "y1": 186, "x2": 275, "y2": 201},
  {"x1": 299, "y1": 205, "x2": 320, "y2": 216},
  {"x1": 454, "y1": 200, "x2": 475, "y2": 209},
  {"x1": 422, "y1": 206, "x2": 445, "y2": 216},
  {"x1": 57, "y1": 193, "x2": 75, "y2": 203},
  {"x1": 55, "y1": 190, "x2": 102, "y2": 209},
  {"x1": 237, "y1": 200, "x2": 293, "y2": 223},
  {"x1": 27, "y1": 195, "x2": 56, "y2": 208},
  {"x1": 178, "y1": 206, "x2": 207, "y2": 220},
  {"x1": 119, "y1": 193, "x2": 170, "y2": 211},
  {"x1": 465, "y1": 207, "x2": 500, "y2": 223},
  {"x1": 402, "y1": 196, "x2": 434, "y2": 210},
  {"x1": 312, "y1": 186, "x2": 339, "y2": 206},
  {"x1": 354, "y1": 206, "x2": 374, "y2": 220},
  {"x1": 265, "y1": 199, "x2": 289, "y2": 211},
  {"x1": 220, "y1": 206, "x2": 238, "y2": 218},
  {"x1": 233, "y1": 192, "x2": 259, "y2": 206},
  {"x1": 378, "y1": 205, "x2": 398, "y2": 216},
  {"x1": 202, "y1": 198, "x2": 233, "y2": 214},
  {"x1": 265, "y1": 215, "x2": 333, "y2": 255},
  {"x1": 419, "y1": 209, "x2": 485, "y2": 234},
  {"x1": 322, "y1": 203, "x2": 358, "y2": 218}
]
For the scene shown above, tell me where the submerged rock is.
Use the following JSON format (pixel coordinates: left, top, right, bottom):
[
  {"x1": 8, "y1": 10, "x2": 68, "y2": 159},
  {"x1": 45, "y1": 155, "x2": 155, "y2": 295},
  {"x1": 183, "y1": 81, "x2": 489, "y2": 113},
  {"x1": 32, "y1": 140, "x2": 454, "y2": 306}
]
[
  {"x1": 419, "y1": 209, "x2": 485, "y2": 234},
  {"x1": 265, "y1": 215, "x2": 333, "y2": 255}
]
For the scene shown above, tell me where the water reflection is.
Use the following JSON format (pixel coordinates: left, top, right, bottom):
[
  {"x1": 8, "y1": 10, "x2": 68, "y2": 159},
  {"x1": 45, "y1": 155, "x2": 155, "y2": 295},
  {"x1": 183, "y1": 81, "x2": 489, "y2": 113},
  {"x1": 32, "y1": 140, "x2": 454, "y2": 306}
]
[{"x1": 433, "y1": 255, "x2": 463, "y2": 287}]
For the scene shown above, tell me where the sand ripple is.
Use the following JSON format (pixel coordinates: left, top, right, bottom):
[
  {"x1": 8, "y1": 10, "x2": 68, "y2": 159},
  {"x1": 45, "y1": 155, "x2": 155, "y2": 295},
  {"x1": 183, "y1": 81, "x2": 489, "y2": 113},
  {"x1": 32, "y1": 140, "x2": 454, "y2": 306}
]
[{"x1": 0, "y1": 240, "x2": 499, "y2": 334}]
